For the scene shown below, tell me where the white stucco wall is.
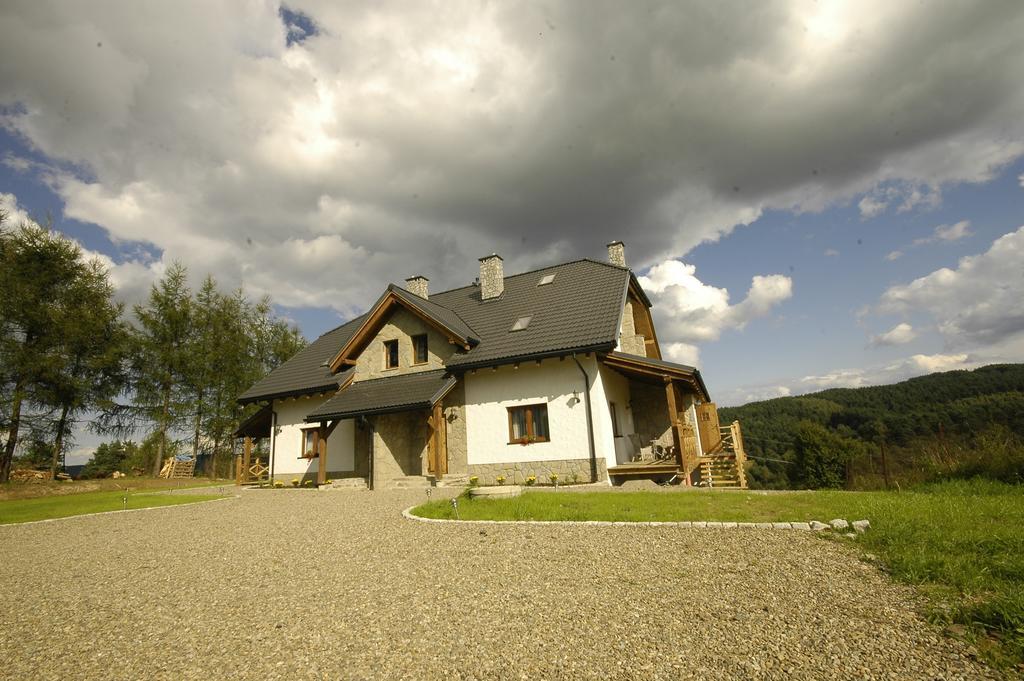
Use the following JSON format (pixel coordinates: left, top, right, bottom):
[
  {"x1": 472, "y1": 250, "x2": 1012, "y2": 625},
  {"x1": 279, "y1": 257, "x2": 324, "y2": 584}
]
[
  {"x1": 593, "y1": 364, "x2": 637, "y2": 466},
  {"x1": 464, "y1": 357, "x2": 614, "y2": 467},
  {"x1": 270, "y1": 395, "x2": 356, "y2": 477}
]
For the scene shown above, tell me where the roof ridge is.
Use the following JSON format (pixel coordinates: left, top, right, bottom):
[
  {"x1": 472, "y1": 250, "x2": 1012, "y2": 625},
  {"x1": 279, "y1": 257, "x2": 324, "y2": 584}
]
[{"x1": 430, "y1": 257, "x2": 626, "y2": 299}]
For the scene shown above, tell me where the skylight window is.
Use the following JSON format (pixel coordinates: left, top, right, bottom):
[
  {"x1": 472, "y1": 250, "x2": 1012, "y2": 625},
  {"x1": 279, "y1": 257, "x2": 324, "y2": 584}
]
[
  {"x1": 511, "y1": 316, "x2": 532, "y2": 332},
  {"x1": 538, "y1": 273, "x2": 555, "y2": 286}
]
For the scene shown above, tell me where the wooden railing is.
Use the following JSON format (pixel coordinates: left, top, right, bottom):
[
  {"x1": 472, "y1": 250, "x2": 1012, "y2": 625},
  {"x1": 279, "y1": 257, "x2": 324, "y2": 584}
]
[{"x1": 716, "y1": 420, "x2": 747, "y2": 488}]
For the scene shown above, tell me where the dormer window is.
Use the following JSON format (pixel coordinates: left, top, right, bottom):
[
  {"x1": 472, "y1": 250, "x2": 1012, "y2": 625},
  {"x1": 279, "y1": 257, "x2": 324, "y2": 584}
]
[
  {"x1": 412, "y1": 334, "x2": 428, "y2": 364},
  {"x1": 384, "y1": 339, "x2": 399, "y2": 369},
  {"x1": 511, "y1": 316, "x2": 531, "y2": 332},
  {"x1": 538, "y1": 273, "x2": 555, "y2": 286}
]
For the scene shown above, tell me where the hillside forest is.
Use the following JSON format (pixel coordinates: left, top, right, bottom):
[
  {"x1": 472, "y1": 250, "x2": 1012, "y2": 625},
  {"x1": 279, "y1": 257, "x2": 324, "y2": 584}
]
[
  {"x1": 719, "y1": 364, "x2": 1024, "y2": 489},
  {"x1": 0, "y1": 212, "x2": 305, "y2": 482}
]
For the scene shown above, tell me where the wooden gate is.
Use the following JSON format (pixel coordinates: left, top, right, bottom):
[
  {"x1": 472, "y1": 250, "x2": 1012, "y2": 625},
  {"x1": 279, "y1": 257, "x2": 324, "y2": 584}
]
[{"x1": 696, "y1": 402, "x2": 722, "y2": 453}]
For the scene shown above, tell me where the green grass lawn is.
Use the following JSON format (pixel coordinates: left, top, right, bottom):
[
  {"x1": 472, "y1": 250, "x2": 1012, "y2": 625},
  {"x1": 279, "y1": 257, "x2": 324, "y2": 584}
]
[
  {"x1": 0, "y1": 477, "x2": 232, "y2": 502},
  {"x1": 413, "y1": 479, "x2": 1024, "y2": 669},
  {"x1": 0, "y1": 489, "x2": 228, "y2": 525}
]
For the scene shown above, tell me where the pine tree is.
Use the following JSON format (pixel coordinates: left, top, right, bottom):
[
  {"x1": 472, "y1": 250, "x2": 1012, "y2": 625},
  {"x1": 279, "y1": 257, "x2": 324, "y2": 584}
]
[{"x1": 129, "y1": 263, "x2": 193, "y2": 477}]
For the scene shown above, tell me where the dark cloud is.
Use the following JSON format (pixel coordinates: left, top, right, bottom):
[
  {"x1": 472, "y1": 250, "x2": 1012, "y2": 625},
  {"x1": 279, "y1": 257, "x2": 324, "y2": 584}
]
[{"x1": 1, "y1": 0, "x2": 1023, "y2": 318}]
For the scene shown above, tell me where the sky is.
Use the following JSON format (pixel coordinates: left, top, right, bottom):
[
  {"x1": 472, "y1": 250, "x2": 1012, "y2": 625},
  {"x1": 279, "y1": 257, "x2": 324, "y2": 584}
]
[{"x1": 2, "y1": 1, "x2": 1024, "y2": 461}]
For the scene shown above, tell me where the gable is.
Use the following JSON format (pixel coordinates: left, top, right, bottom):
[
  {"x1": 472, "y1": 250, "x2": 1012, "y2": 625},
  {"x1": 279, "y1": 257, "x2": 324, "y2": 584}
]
[
  {"x1": 328, "y1": 287, "x2": 477, "y2": 372},
  {"x1": 352, "y1": 306, "x2": 459, "y2": 382}
]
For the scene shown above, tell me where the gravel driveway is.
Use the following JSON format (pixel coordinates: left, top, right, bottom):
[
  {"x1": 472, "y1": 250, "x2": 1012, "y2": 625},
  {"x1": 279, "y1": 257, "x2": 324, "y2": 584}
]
[{"x1": 0, "y1": 489, "x2": 995, "y2": 680}]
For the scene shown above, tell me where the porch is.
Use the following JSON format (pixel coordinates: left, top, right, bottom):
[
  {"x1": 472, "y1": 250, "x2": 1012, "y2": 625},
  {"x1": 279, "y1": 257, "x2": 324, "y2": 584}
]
[{"x1": 601, "y1": 352, "x2": 748, "y2": 488}]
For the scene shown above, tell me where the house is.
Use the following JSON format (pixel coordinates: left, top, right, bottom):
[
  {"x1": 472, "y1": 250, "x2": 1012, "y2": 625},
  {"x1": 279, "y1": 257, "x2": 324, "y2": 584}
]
[{"x1": 235, "y1": 242, "x2": 747, "y2": 489}]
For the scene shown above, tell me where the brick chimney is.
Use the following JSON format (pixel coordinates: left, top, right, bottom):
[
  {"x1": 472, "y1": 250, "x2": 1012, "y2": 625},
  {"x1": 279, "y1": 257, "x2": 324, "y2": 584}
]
[
  {"x1": 405, "y1": 275, "x2": 429, "y2": 299},
  {"x1": 478, "y1": 253, "x2": 504, "y2": 300},
  {"x1": 607, "y1": 241, "x2": 626, "y2": 267}
]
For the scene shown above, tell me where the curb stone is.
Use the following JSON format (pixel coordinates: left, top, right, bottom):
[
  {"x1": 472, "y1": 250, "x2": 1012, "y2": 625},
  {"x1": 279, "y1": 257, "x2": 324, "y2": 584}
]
[{"x1": 402, "y1": 507, "x2": 866, "y2": 531}]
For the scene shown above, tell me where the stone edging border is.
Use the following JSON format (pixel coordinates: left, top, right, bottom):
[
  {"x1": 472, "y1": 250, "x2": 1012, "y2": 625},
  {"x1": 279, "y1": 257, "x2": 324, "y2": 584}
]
[
  {"x1": 402, "y1": 506, "x2": 869, "y2": 532},
  {"x1": 0, "y1": 494, "x2": 238, "y2": 528}
]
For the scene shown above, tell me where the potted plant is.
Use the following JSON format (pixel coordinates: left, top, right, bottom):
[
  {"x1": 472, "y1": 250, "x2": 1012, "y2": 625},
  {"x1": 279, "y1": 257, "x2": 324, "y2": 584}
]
[
  {"x1": 524, "y1": 475, "x2": 537, "y2": 486},
  {"x1": 495, "y1": 475, "x2": 506, "y2": 486}
]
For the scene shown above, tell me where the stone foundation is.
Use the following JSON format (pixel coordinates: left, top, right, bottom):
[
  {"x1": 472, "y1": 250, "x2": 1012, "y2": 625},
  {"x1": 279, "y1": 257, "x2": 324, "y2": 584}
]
[{"x1": 467, "y1": 458, "x2": 608, "y2": 485}]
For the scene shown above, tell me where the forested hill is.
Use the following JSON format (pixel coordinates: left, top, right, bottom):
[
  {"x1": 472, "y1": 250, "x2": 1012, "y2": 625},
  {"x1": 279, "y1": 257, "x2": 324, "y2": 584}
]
[{"x1": 718, "y1": 364, "x2": 1024, "y2": 488}]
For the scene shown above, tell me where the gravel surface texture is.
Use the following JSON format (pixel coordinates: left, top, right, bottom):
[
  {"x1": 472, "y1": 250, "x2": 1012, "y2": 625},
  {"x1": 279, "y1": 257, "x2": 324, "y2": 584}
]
[{"x1": 0, "y1": 488, "x2": 997, "y2": 680}]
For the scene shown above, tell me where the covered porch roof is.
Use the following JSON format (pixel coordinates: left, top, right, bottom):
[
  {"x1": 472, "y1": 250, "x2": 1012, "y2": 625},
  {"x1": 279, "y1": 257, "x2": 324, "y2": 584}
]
[
  {"x1": 601, "y1": 351, "x2": 710, "y2": 402},
  {"x1": 233, "y1": 404, "x2": 273, "y2": 439},
  {"x1": 305, "y1": 369, "x2": 457, "y2": 422}
]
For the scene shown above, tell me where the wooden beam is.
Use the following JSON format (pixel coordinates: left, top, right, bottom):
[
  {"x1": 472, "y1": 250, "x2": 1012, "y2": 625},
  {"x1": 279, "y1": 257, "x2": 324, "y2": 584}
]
[
  {"x1": 664, "y1": 380, "x2": 686, "y2": 481},
  {"x1": 316, "y1": 428, "x2": 327, "y2": 485},
  {"x1": 242, "y1": 436, "x2": 253, "y2": 484},
  {"x1": 434, "y1": 402, "x2": 447, "y2": 477},
  {"x1": 324, "y1": 419, "x2": 342, "y2": 439}
]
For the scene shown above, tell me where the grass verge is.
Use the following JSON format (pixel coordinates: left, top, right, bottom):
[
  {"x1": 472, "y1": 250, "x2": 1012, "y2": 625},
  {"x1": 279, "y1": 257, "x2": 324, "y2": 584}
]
[
  {"x1": 0, "y1": 490, "x2": 228, "y2": 525},
  {"x1": 412, "y1": 479, "x2": 1024, "y2": 670},
  {"x1": 0, "y1": 477, "x2": 232, "y2": 502}
]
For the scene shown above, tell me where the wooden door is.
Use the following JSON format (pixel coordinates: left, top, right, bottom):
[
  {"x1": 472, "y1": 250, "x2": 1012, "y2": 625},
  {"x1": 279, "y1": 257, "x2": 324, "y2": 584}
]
[{"x1": 696, "y1": 402, "x2": 721, "y2": 453}]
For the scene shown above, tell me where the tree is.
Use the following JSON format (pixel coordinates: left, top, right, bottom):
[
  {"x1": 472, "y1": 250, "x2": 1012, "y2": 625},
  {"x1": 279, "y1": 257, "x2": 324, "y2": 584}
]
[
  {"x1": 81, "y1": 440, "x2": 137, "y2": 479},
  {"x1": 38, "y1": 258, "x2": 129, "y2": 477},
  {"x1": 129, "y1": 263, "x2": 193, "y2": 476},
  {"x1": 792, "y1": 420, "x2": 866, "y2": 489},
  {"x1": 0, "y1": 216, "x2": 108, "y2": 482}
]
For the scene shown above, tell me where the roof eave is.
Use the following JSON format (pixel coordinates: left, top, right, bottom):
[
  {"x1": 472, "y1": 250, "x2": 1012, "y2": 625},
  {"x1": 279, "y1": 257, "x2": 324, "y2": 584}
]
[{"x1": 446, "y1": 341, "x2": 617, "y2": 373}]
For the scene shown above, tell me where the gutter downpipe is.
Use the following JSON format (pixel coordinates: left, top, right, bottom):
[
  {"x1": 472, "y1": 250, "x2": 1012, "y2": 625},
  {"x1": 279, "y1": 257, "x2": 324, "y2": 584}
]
[
  {"x1": 571, "y1": 353, "x2": 599, "y2": 484},
  {"x1": 360, "y1": 416, "x2": 374, "y2": 491},
  {"x1": 268, "y1": 406, "x2": 278, "y2": 485}
]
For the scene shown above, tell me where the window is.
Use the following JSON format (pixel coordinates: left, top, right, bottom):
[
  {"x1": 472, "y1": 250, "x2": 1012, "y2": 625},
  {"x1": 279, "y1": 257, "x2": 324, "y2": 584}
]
[
  {"x1": 507, "y1": 403, "x2": 550, "y2": 444},
  {"x1": 412, "y1": 334, "x2": 428, "y2": 364},
  {"x1": 538, "y1": 273, "x2": 555, "y2": 286},
  {"x1": 301, "y1": 427, "x2": 319, "y2": 459},
  {"x1": 384, "y1": 339, "x2": 399, "y2": 369},
  {"x1": 609, "y1": 402, "x2": 621, "y2": 437},
  {"x1": 510, "y1": 316, "x2": 531, "y2": 332}
]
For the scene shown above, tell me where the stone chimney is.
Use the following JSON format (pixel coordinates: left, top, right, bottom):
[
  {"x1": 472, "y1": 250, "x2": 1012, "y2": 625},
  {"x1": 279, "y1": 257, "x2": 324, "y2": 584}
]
[
  {"x1": 478, "y1": 253, "x2": 504, "y2": 300},
  {"x1": 607, "y1": 241, "x2": 626, "y2": 267},
  {"x1": 405, "y1": 275, "x2": 429, "y2": 299}
]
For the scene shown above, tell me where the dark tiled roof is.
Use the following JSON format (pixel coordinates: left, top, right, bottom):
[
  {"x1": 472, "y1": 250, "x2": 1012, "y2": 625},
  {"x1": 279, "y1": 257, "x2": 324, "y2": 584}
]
[
  {"x1": 432, "y1": 259, "x2": 629, "y2": 368},
  {"x1": 236, "y1": 315, "x2": 365, "y2": 404},
  {"x1": 305, "y1": 370, "x2": 455, "y2": 420},
  {"x1": 387, "y1": 285, "x2": 479, "y2": 344},
  {"x1": 240, "y1": 258, "x2": 632, "y2": 403}
]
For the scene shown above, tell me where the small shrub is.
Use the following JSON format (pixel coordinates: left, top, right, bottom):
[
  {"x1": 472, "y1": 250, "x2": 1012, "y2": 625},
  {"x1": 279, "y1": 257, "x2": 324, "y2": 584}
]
[
  {"x1": 468, "y1": 476, "x2": 479, "y2": 487},
  {"x1": 291, "y1": 478, "x2": 300, "y2": 487},
  {"x1": 495, "y1": 475, "x2": 506, "y2": 486},
  {"x1": 524, "y1": 475, "x2": 537, "y2": 486},
  {"x1": 273, "y1": 481, "x2": 284, "y2": 488},
  {"x1": 570, "y1": 472, "x2": 579, "y2": 484},
  {"x1": 325, "y1": 479, "x2": 332, "y2": 485},
  {"x1": 303, "y1": 479, "x2": 313, "y2": 487},
  {"x1": 549, "y1": 473, "x2": 559, "y2": 485}
]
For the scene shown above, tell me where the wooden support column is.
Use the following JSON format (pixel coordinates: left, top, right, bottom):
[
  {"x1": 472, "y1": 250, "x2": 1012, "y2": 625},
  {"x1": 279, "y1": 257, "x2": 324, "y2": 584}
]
[
  {"x1": 316, "y1": 427, "x2": 327, "y2": 485},
  {"x1": 664, "y1": 379, "x2": 687, "y2": 484},
  {"x1": 235, "y1": 455, "x2": 242, "y2": 486},
  {"x1": 242, "y1": 436, "x2": 253, "y2": 484},
  {"x1": 433, "y1": 402, "x2": 447, "y2": 477}
]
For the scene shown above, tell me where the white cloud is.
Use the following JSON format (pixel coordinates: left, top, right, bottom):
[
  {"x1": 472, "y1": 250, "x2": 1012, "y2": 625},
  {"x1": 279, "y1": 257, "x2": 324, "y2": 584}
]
[
  {"x1": 0, "y1": 192, "x2": 33, "y2": 226},
  {"x1": 858, "y1": 195, "x2": 888, "y2": 219},
  {"x1": 824, "y1": 248, "x2": 839, "y2": 257},
  {"x1": 718, "y1": 351, "x2": 978, "y2": 405},
  {"x1": 639, "y1": 261, "x2": 793, "y2": 360},
  {"x1": 1019, "y1": 173, "x2": 1023, "y2": 188},
  {"x1": 913, "y1": 219, "x2": 973, "y2": 245},
  {"x1": 885, "y1": 250, "x2": 903, "y2": 261},
  {"x1": 880, "y1": 226, "x2": 1024, "y2": 346},
  {"x1": 870, "y1": 322, "x2": 916, "y2": 346},
  {"x1": 663, "y1": 342, "x2": 701, "y2": 367}
]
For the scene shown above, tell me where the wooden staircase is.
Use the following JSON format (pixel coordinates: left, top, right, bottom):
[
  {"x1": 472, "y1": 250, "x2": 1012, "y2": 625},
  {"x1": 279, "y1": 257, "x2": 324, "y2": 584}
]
[
  {"x1": 692, "y1": 420, "x2": 748, "y2": 489},
  {"x1": 698, "y1": 455, "x2": 744, "y2": 488}
]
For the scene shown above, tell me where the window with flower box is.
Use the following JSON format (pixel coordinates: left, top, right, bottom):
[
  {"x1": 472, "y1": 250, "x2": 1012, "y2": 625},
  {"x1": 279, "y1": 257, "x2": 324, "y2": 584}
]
[{"x1": 507, "y1": 403, "x2": 550, "y2": 444}]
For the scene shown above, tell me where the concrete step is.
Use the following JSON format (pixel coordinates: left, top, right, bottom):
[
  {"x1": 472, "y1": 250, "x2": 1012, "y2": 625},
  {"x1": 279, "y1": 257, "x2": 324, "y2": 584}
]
[
  {"x1": 319, "y1": 477, "x2": 368, "y2": 491},
  {"x1": 385, "y1": 476, "x2": 433, "y2": 490},
  {"x1": 435, "y1": 474, "x2": 470, "y2": 488}
]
